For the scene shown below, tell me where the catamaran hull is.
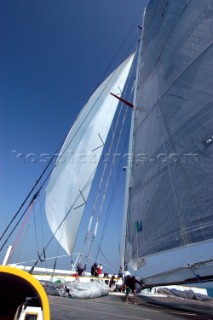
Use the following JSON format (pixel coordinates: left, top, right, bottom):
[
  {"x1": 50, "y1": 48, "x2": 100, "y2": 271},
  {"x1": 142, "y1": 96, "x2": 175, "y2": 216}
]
[{"x1": 143, "y1": 261, "x2": 213, "y2": 288}]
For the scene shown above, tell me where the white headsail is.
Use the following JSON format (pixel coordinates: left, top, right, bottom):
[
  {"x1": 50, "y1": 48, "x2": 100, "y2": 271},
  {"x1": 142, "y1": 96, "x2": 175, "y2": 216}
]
[{"x1": 45, "y1": 54, "x2": 134, "y2": 255}]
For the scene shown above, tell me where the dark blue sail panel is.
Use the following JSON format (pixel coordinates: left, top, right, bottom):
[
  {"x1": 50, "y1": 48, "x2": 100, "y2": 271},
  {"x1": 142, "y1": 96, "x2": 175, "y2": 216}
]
[{"x1": 124, "y1": 0, "x2": 213, "y2": 269}]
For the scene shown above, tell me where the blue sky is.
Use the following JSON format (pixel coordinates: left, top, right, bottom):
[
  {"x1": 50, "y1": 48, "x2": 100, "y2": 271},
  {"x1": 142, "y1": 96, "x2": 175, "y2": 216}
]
[{"x1": 0, "y1": 0, "x2": 149, "y2": 273}]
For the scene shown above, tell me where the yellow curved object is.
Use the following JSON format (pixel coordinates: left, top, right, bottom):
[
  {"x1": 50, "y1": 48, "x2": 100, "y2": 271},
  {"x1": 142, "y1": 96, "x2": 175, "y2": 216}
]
[{"x1": 0, "y1": 265, "x2": 50, "y2": 320}]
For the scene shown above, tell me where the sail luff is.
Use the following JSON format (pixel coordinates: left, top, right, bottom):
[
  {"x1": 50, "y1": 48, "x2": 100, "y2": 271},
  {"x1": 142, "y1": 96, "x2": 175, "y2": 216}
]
[
  {"x1": 45, "y1": 54, "x2": 134, "y2": 255},
  {"x1": 121, "y1": 10, "x2": 146, "y2": 272}
]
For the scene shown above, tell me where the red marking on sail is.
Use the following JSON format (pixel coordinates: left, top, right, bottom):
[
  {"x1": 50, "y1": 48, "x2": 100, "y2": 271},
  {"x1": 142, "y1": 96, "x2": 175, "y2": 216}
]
[{"x1": 110, "y1": 93, "x2": 134, "y2": 109}]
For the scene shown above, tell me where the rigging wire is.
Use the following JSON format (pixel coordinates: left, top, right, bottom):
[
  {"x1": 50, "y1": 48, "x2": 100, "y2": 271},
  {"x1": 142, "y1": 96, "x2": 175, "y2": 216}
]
[
  {"x1": 79, "y1": 102, "x2": 124, "y2": 263},
  {"x1": 90, "y1": 62, "x2": 135, "y2": 263},
  {"x1": 96, "y1": 10, "x2": 144, "y2": 89},
  {"x1": 0, "y1": 169, "x2": 52, "y2": 253},
  {"x1": 0, "y1": 138, "x2": 64, "y2": 247},
  {"x1": 34, "y1": 200, "x2": 40, "y2": 255},
  {"x1": 0, "y1": 192, "x2": 39, "y2": 253},
  {"x1": 38, "y1": 186, "x2": 47, "y2": 262},
  {"x1": 80, "y1": 55, "x2": 136, "y2": 265},
  {"x1": 14, "y1": 254, "x2": 69, "y2": 266},
  {"x1": 95, "y1": 127, "x2": 130, "y2": 262},
  {"x1": 8, "y1": 203, "x2": 34, "y2": 264},
  {"x1": 33, "y1": 190, "x2": 48, "y2": 265},
  {"x1": 93, "y1": 238, "x2": 117, "y2": 271},
  {"x1": 29, "y1": 169, "x2": 96, "y2": 273},
  {"x1": 13, "y1": 225, "x2": 31, "y2": 264},
  {"x1": 0, "y1": 159, "x2": 53, "y2": 242},
  {"x1": 50, "y1": 241, "x2": 62, "y2": 281},
  {"x1": 86, "y1": 98, "x2": 132, "y2": 263},
  {"x1": 50, "y1": 208, "x2": 68, "y2": 277},
  {"x1": 77, "y1": 117, "x2": 124, "y2": 261},
  {"x1": 9, "y1": 189, "x2": 46, "y2": 263}
]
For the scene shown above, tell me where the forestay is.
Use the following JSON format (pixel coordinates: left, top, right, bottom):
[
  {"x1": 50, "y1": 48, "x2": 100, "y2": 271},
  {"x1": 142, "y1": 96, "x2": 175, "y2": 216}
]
[{"x1": 46, "y1": 54, "x2": 134, "y2": 255}]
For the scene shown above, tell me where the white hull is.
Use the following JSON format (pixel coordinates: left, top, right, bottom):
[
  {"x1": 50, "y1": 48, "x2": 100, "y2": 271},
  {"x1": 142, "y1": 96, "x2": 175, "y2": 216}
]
[{"x1": 143, "y1": 261, "x2": 213, "y2": 287}]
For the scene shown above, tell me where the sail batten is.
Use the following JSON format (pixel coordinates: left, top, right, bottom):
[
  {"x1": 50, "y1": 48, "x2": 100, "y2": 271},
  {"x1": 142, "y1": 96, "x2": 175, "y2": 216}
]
[
  {"x1": 124, "y1": 0, "x2": 213, "y2": 276},
  {"x1": 45, "y1": 54, "x2": 134, "y2": 255}
]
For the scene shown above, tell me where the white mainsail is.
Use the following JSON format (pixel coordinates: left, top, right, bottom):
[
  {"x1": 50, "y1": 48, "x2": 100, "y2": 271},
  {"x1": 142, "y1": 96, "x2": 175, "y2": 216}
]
[
  {"x1": 123, "y1": 0, "x2": 213, "y2": 284},
  {"x1": 45, "y1": 54, "x2": 134, "y2": 255}
]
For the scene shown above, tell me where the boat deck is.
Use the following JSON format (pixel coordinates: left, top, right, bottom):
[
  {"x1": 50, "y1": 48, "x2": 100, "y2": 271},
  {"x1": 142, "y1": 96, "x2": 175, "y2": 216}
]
[{"x1": 49, "y1": 293, "x2": 213, "y2": 320}]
